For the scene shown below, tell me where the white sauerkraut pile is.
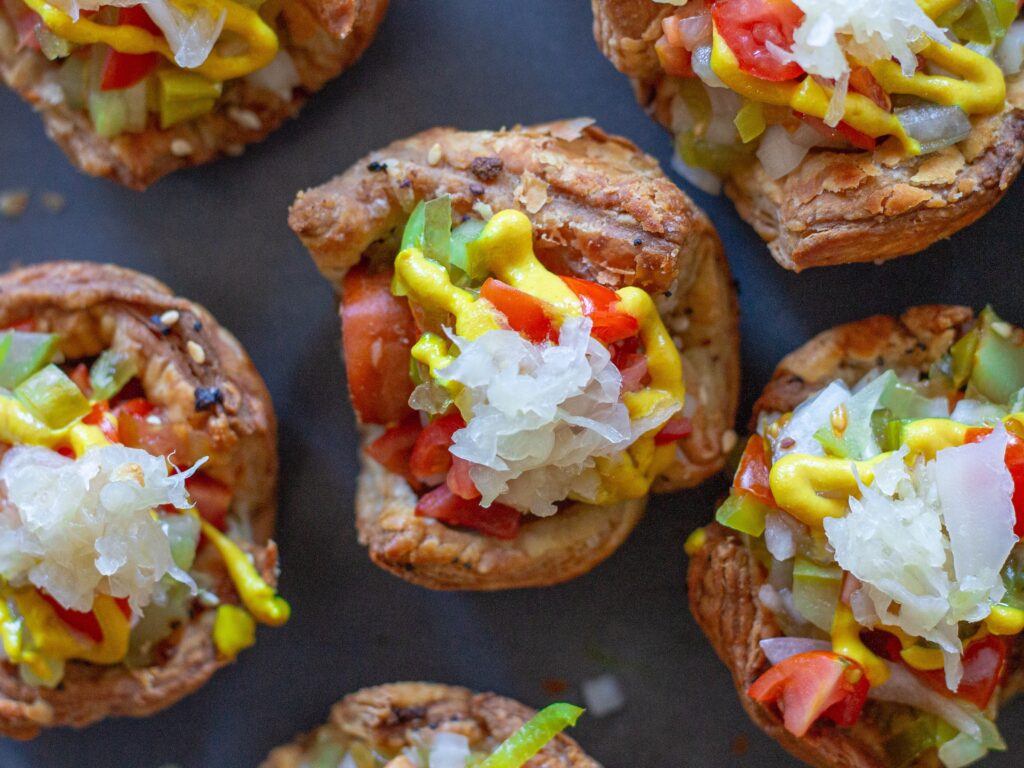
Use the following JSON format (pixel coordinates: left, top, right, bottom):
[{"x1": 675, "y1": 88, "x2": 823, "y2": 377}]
[
  {"x1": 824, "y1": 427, "x2": 1017, "y2": 690},
  {"x1": 441, "y1": 316, "x2": 680, "y2": 517},
  {"x1": 0, "y1": 444, "x2": 198, "y2": 615}
]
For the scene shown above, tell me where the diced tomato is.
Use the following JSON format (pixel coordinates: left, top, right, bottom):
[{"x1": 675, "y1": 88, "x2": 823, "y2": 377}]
[
  {"x1": 915, "y1": 635, "x2": 1007, "y2": 710},
  {"x1": 82, "y1": 401, "x2": 120, "y2": 442},
  {"x1": 849, "y1": 66, "x2": 891, "y2": 112},
  {"x1": 68, "y1": 363, "x2": 91, "y2": 397},
  {"x1": 409, "y1": 413, "x2": 465, "y2": 483},
  {"x1": 446, "y1": 455, "x2": 479, "y2": 500},
  {"x1": 480, "y1": 278, "x2": 556, "y2": 344},
  {"x1": 415, "y1": 485, "x2": 521, "y2": 540},
  {"x1": 114, "y1": 398, "x2": 179, "y2": 457},
  {"x1": 655, "y1": 415, "x2": 693, "y2": 446},
  {"x1": 341, "y1": 265, "x2": 419, "y2": 426},
  {"x1": 748, "y1": 651, "x2": 869, "y2": 737},
  {"x1": 364, "y1": 414, "x2": 422, "y2": 479},
  {"x1": 965, "y1": 427, "x2": 1024, "y2": 537},
  {"x1": 2, "y1": 320, "x2": 35, "y2": 332},
  {"x1": 56, "y1": 445, "x2": 75, "y2": 458},
  {"x1": 186, "y1": 473, "x2": 232, "y2": 531},
  {"x1": 656, "y1": 37, "x2": 695, "y2": 78},
  {"x1": 711, "y1": 0, "x2": 805, "y2": 82},
  {"x1": 559, "y1": 275, "x2": 640, "y2": 345},
  {"x1": 39, "y1": 591, "x2": 131, "y2": 644},
  {"x1": 860, "y1": 629, "x2": 903, "y2": 662},
  {"x1": 797, "y1": 113, "x2": 877, "y2": 152},
  {"x1": 618, "y1": 352, "x2": 648, "y2": 394},
  {"x1": 610, "y1": 335, "x2": 642, "y2": 372},
  {"x1": 99, "y1": 7, "x2": 161, "y2": 91},
  {"x1": 733, "y1": 435, "x2": 776, "y2": 507},
  {"x1": 13, "y1": 9, "x2": 42, "y2": 51}
]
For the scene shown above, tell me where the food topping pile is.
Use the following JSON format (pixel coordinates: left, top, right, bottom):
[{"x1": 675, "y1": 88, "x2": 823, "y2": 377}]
[
  {"x1": 344, "y1": 197, "x2": 690, "y2": 540},
  {"x1": 695, "y1": 307, "x2": 1024, "y2": 767}
]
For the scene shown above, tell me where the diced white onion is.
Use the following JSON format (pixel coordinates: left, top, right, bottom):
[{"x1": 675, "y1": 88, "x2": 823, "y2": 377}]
[
  {"x1": 670, "y1": 150, "x2": 723, "y2": 195},
  {"x1": 764, "y1": 511, "x2": 801, "y2": 561},
  {"x1": 429, "y1": 732, "x2": 471, "y2": 768},
  {"x1": 759, "y1": 637, "x2": 830, "y2": 665},
  {"x1": 691, "y1": 45, "x2": 726, "y2": 88},
  {"x1": 757, "y1": 125, "x2": 811, "y2": 181},
  {"x1": 581, "y1": 674, "x2": 626, "y2": 717},
  {"x1": 245, "y1": 49, "x2": 301, "y2": 101},
  {"x1": 143, "y1": 0, "x2": 226, "y2": 70},
  {"x1": 897, "y1": 104, "x2": 972, "y2": 154},
  {"x1": 676, "y1": 14, "x2": 712, "y2": 50},
  {"x1": 938, "y1": 733, "x2": 989, "y2": 768},
  {"x1": 996, "y1": 20, "x2": 1024, "y2": 74}
]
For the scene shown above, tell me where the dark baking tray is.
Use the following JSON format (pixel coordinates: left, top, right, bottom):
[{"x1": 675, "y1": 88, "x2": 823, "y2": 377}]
[{"x1": 2, "y1": 1, "x2": 1024, "y2": 766}]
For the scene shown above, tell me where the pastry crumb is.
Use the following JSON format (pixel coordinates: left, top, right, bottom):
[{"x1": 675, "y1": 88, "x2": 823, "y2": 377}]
[
  {"x1": 40, "y1": 192, "x2": 65, "y2": 213},
  {"x1": 170, "y1": 139, "x2": 194, "y2": 157},
  {"x1": 0, "y1": 190, "x2": 29, "y2": 218}
]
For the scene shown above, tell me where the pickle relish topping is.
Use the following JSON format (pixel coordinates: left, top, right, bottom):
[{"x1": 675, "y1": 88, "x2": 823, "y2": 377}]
[
  {"x1": 702, "y1": 307, "x2": 1024, "y2": 767},
  {"x1": 0, "y1": 326, "x2": 287, "y2": 688},
  {"x1": 653, "y1": 0, "x2": 1021, "y2": 192},
  {"x1": 348, "y1": 196, "x2": 689, "y2": 539}
]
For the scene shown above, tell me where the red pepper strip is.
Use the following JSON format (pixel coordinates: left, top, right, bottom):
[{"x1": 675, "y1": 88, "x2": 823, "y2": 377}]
[
  {"x1": 915, "y1": 635, "x2": 1007, "y2": 710},
  {"x1": 733, "y1": 435, "x2": 777, "y2": 508},
  {"x1": 965, "y1": 427, "x2": 1024, "y2": 536},
  {"x1": 415, "y1": 485, "x2": 522, "y2": 540},
  {"x1": 655, "y1": 415, "x2": 693, "y2": 446},
  {"x1": 409, "y1": 413, "x2": 465, "y2": 483},
  {"x1": 99, "y1": 6, "x2": 161, "y2": 91},
  {"x1": 559, "y1": 275, "x2": 640, "y2": 345},
  {"x1": 748, "y1": 651, "x2": 869, "y2": 737},
  {"x1": 364, "y1": 414, "x2": 422, "y2": 484},
  {"x1": 39, "y1": 591, "x2": 131, "y2": 644},
  {"x1": 480, "y1": 278, "x2": 556, "y2": 344}
]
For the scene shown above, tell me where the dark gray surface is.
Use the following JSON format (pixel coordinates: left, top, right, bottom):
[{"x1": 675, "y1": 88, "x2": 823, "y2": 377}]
[{"x1": 1, "y1": 1, "x2": 1024, "y2": 766}]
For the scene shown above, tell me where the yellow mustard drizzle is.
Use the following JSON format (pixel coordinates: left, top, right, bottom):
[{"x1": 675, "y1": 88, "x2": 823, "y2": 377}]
[
  {"x1": 212, "y1": 603, "x2": 256, "y2": 659},
  {"x1": 707, "y1": 0, "x2": 1008, "y2": 154},
  {"x1": 832, "y1": 603, "x2": 889, "y2": 686},
  {"x1": 22, "y1": 0, "x2": 278, "y2": 82},
  {"x1": 394, "y1": 209, "x2": 686, "y2": 506}
]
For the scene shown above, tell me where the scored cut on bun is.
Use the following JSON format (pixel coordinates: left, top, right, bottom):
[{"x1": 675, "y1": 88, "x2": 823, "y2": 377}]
[
  {"x1": 290, "y1": 119, "x2": 740, "y2": 589},
  {"x1": 261, "y1": 682, "x2": 601, "y2": 768},
  {"x1": 591, "y1": 0, "x2": 1024, "y2": 271},
  {"x1": 0, "y1": 0, "x2": 389, "y2": 189},
  {"x1": 687, "y1": 305, "x2": 1024, "y2": 768},
  {"x1": 0, "y1": 262, "x2": 279, "y2": 738}
]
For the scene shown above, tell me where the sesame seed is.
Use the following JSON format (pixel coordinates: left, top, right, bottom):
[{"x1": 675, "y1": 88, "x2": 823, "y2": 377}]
[
  {"x1": 721, "y1": 429, "x2": 738, "y2": 454},
  {"x1": 187, "y1": 340, "x2": 206, "y2": 364},
  {"x1": 427, "y1": 143, "x2": 443, "y2": 166},
  {"x1": 367, "y1": 161, "x2": 387, "y2": 172},
  {"x1": 170, "y1": 139, "x2": 193, "y2": 157},
  {"x1": 228, "y1": 106, "x2": 262, "y2": 131},
  {"x1": 159, "y1": 310, "x2": 180, "y2": 327}
]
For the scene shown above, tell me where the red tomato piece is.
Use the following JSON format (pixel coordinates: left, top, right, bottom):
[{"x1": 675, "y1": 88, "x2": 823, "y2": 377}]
[
  {"x1": 860, "y1": 629, "x2": 903, "y2": 662},
  {"x1": 617, "y1": 352, "x2": 648, "y2": 394},
  {"x1": 655, "y1": 415, "x2": 693, "y2": 446},
  {"x1": 100, "y1": 7, "x2": 161, "y2": 91},
  {"x1": 733, "y1": 435, "x2": 777, "y2": 508},
  {"x1": 39, "y1": 591, "x2": 131, "y2": 644},
  {"x1": 965, "y1": 427, "x2": 1024, "y2": 537},
  {"x1": 446, "y1": 455, "x2": 480, "y2": 500},
  {"x1": 916, "y1": 635, "x2": 1007, "y2": 710},
  {"x1": 656, "y1": 37, "x2": 695, "y2": 78},
  {"x1": 748, "y1": 651, "x2": 869, "y2": 737},
  {"x1": 114, "y1": 398, "x2": 180, "y2": 457},
  {"x1": 415, "y1": 485, "x2": 521, "y2": 540},
  {"x1": 409, "y1": 413, "x2": 465, "y2": 483},
  {"x1": 13, "y1": 9, "x2": 42, "y2": 51},
  {"x1": 560, "y1": 275, "x2": 619, "y2": 313},
  {"x1": 186, "y1": 473, "x2": 232, "y2": 531},
  {"x1": 559, "y1": 275, "x2": 639, "y2": 345},
  {"x1": 341, "y1": 265, "x2": 419, "y2": 426},
  {"x1": 480, "y1": 278, "x2": 556, "y2": 344},
  {"x1": 797, "y1": 113, "x2": 877, "y2": 152},
  {"x1": 83, "y1": 401, "x2": 120, "y2": 442},
  {"x1": 364, "y1": 414, "x2": 422, "y2": 479},
  {"x1": 711, "y1": 0, "x2": 805, "y2": 82}
]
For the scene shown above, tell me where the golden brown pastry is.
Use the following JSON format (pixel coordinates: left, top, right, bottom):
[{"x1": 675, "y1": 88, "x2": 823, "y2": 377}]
[
  {"x1": 0, "y1": 0, "x2": 388, "y2": 188},
  {"x1": 290, "y1": 119, "x2": 739, "y2": 590},
  {"x1": 262, "y1": 682, "x2": 600, "y2": 768},
  {"x1": 689, "y1": 305, "x2": 1024, "y2": 767},
  {"x1": 592, "y1": 0, "x2": 1024, "y2": 270},
  {"x1": 0, "y1": 262, "x2": 287, "y2": 737}
]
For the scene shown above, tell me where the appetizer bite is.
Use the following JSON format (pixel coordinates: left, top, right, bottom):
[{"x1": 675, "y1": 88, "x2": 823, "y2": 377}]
[
  {"x1": 0, "y1": 0, "x2": 388, "y2": 187},
  {"x1": 262, "y1": 682, "x2": 598, "y2": 768},
  {"x1": 0, "y1": 262, "x2": 287, "y2": 737},
  {"x1": 290, "y1": 120, "x2": 739, "y2": 589},
  {"x1": 689, "y1": 305, "x2": 1024, "y2": 767},
  {"x1": 592, "y1": 0, "x2": 1024, "y2": 270}
]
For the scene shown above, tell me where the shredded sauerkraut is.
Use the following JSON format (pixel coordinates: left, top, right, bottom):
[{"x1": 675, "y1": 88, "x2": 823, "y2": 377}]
[
  {"x1": 824, "y1": 428, "x2": 1017, "y2": 690},
  {"x1": 0, "y1": 444, "x2": 200, "y2": 616},
  {"x1": 441, "y1": 316, "x2": 680, "y2": 517}
]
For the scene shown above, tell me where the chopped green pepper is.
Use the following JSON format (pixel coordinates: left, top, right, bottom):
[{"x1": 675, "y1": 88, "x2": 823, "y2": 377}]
[
  {"x1": 15, "y1": 364, "x2": 90, "y2": 429},
  {"x1": 884, "y1": 714, "x2": 958, "y2": 768},
  {"x1": 478, "y1": 703, "x2": 585, "y2": 768},
  {"x1": 401, "y1": 201, "x2": 427, "y2": 251},
  {"x1": 968, "y1": 306, "x2": 1024, "y2": 403},
  {"x1": 952, "y1": 0, "x2": 1017, "y2": 44},
  {"x1": 715, "y1": 492, "x2": 769, "y2": 537},
  {"x1": 792, "y1": 557, "x2": 843, "y2": 632},
  {"x1": 423, "y1": 196, "x2": 453, "y2": 267},
  {"x1": 0, "y1": 332, "x2": 60, "y2": 389},
  {"x1": 89, "y1": 349, "x2": 137, "y2": 402}
]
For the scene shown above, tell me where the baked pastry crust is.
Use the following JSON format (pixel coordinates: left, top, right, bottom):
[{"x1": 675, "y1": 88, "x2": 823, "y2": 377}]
[
  {"x1": 290, "y1": 119, "x2": 740, "y2": 589},
  {"x1": 261, "y1": 682, "x2": 602, "y2": 768},
  {"x1": 591, "y1": 0, "x2": 1024, "y2": 271},
  {"x1": 0, "y1": 261, "x2": 279, "y2": 737},
  {"x1": 0, "y1": 0, "x2": 389, "y2": 189},
  {"x1": 687, "y1": 306, "x2": 1024, "y2": 768}
]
